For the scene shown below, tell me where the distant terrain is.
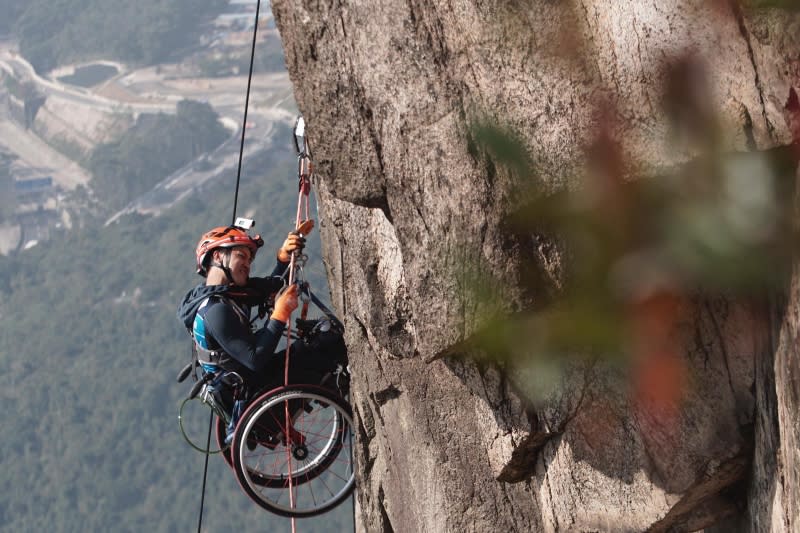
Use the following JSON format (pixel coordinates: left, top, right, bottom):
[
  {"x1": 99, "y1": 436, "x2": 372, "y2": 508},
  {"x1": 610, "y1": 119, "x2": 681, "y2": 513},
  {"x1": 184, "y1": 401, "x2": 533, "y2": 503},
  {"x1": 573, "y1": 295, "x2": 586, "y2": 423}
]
[
  {"x1": 0, "y1": 0, "x2": 295, "y2": 252},
  {"x1": 0, "y1": 1, "x2": 353, "y2": 531},
  {"x1": 13, "y1": 0, "x2": 227, "y2": 72}
]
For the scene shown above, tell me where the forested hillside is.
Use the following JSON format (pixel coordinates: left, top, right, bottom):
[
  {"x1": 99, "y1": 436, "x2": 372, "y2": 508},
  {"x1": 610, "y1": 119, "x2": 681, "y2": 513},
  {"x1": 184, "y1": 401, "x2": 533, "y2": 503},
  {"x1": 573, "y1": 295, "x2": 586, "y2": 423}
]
[
  {"x1": 0, "y1": 0, "x2": 25, "y2": 34},
  {"x1": 0, "y1": 125, "x2": 353, "y2": 531},
  {"x1": 87, "y1": 100, "x2": 230, "y2": 211},
  {"x1": 0, "y1": 0, "x2": 357, "y2": 528},
  {"x1": 3, "y1": 0, "x2": 227, "y2": 71}
]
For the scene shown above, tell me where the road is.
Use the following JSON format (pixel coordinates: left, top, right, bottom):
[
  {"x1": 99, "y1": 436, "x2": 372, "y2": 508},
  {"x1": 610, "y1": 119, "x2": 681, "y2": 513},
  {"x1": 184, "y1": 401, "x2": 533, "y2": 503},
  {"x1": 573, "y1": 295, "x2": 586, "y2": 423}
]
[
  {"x1": 105, "y1": 116, "x2": 283, "y2": 224},
  {"x1": 0, "y1": 117, "x2": 90, "y2": 190},
  {"x1": 0, "y1": 49, "x2": 178, "y2": 115}
]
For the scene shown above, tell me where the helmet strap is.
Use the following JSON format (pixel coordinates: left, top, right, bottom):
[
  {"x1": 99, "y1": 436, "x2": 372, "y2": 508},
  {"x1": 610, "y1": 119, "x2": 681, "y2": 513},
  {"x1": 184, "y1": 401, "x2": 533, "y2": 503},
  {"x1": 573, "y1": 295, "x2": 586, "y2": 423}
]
[{"x1": 210, "y1": 250, "x2": 235, "y2": 285}]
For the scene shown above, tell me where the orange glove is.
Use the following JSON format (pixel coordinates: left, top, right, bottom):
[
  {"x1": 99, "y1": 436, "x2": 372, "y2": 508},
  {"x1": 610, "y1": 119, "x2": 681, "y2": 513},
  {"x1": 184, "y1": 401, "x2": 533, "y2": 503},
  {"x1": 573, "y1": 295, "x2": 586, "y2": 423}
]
[
  {"x1": 277, "y1": 220, "x2": 314, "y2": 262},
  {"x1": 278, "y1": 234, "x2": 305, "y2": 262},
  {"x1": 271, "y1": 284, "x2": 298, "y2": 323}
]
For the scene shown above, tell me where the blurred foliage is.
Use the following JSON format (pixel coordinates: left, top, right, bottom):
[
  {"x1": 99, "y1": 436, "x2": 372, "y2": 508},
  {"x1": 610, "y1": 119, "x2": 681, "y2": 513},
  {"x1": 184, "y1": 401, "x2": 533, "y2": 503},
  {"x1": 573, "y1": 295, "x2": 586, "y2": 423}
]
[
  {"x1": 0, "y1": 152, "x2": 15, "y2": 222},
  {"x1": 87, "y1": 100, "x2": 230, "y2": 213},
  {"x1": 745, "y1": 0, "x2": 800, "y2": 10},
  {"x1": 0, "y1": 123, "x2": 351, "y2": 531},
  {"x1": 0, "y1": 0, "x2": 26, "y2": 34},
  {"x1": 7, "y1": 0, "x2": 227, "y2": 72},
  {"x1": 469, "y1": 120, "x2": 534, "y2": 181},
  {"x1": 464, "y1": 55, "x2": 799, "y2": 408}
]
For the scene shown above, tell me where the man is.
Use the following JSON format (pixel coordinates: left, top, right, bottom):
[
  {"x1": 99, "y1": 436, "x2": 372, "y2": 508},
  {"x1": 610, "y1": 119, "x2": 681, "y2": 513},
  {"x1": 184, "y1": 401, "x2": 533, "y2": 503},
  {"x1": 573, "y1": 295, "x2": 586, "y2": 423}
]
[{"x1": 177, "y1": 221, "x2": 337, "y2": 400}]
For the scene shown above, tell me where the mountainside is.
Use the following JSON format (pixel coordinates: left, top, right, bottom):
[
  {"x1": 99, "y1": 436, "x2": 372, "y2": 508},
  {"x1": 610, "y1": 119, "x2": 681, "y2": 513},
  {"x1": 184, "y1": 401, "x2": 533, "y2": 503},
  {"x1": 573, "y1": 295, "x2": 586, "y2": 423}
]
[
  {"x1": 0, "y1": 125, "x2": 354, "y2": 532},
  {"x1": 271, "y1": 1, "x2": 800, "y2": 531},
  {"x1": 12, "y1": 0, "x2": 227, "y2": 72},
  {"x1": 0, "y1": 1, "x2": 361, "y2": 530}
]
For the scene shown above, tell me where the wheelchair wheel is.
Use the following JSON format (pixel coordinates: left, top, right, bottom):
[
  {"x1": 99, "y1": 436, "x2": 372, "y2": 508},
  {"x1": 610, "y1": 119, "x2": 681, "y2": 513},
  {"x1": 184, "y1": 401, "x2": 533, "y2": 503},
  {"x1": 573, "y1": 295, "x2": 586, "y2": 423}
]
[
  {"x1": 231, "y1": 384, "x2": 355, "y2": 517},
  {"x1": 216, "y1": 388, "x2": 344, "y2": 488}
]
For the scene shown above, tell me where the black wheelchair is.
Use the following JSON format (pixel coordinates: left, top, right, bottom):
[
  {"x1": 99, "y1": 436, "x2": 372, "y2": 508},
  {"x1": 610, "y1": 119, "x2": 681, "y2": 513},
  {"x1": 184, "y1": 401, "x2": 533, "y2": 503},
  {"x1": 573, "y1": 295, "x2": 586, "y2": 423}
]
[{"x1": 178, "y1": 317, "x2": 354, "y2": 517}]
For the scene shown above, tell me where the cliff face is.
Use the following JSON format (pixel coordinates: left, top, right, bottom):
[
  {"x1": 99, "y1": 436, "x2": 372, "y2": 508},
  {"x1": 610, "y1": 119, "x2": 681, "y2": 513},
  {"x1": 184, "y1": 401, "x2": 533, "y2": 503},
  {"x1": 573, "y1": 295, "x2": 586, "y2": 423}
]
[{"x1": 272, "y1": 1, "x2": 800, "y2": 531}]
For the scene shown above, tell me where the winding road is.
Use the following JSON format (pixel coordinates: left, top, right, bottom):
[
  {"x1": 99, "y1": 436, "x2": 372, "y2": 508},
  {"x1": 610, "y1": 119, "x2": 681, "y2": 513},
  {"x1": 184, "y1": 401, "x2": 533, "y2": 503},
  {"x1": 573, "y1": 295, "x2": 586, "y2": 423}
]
[{"x1": 0, "y1": 40, "x2": 297, "y2": 226}]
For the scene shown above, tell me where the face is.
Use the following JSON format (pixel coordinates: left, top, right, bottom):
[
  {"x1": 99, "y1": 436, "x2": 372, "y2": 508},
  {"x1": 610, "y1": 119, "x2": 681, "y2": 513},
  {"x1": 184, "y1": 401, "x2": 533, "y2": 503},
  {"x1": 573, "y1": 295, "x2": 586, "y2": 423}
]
[{"x1": 216, "y1": 246, "x2": 253, "y2": 286}]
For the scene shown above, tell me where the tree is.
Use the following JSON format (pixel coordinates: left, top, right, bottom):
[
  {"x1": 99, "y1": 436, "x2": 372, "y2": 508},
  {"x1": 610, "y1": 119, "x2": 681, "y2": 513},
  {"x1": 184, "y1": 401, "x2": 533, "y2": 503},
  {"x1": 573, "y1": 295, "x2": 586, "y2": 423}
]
[
  {"x1": 87, "y1": 101, "x2": 229, "y2": 211},
  {"x1": 0, "y1": 0, "x2": 26, "y2": 34},
  {"x1": 0, "y1": 152, "x2": 16, "y2": 222},
  {"x1": 272, "y1": 1, "x2": 800, "y2": 531},
  {"x1": 14, "y1": 0, "x2": 227, "y2": 72}
]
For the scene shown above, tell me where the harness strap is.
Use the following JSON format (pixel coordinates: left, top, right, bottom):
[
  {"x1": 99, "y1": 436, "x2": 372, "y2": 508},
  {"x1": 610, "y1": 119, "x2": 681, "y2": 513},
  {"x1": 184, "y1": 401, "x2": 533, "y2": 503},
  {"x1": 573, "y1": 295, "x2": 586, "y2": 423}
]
[
  {"x1": 299, "y1": 282, "x2": 344, "y2": 331},
  {"x1": 194, "y1": 344, "x2": 225, "y2": 365}
]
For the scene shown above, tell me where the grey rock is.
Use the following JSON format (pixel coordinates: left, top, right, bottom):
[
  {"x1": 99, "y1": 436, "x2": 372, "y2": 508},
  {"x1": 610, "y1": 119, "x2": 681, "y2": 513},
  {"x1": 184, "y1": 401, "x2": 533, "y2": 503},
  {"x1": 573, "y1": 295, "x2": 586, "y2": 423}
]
[{"x1": 273, "y1": 1, "x2": 800, "y2": 531}]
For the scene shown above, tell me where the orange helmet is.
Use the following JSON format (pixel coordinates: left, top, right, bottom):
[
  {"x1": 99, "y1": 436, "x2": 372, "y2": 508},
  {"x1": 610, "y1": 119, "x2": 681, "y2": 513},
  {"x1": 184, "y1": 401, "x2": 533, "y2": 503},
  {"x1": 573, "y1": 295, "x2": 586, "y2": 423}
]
[{"x1": 195, "y1": 226, "x2": 264, "y2": 276}]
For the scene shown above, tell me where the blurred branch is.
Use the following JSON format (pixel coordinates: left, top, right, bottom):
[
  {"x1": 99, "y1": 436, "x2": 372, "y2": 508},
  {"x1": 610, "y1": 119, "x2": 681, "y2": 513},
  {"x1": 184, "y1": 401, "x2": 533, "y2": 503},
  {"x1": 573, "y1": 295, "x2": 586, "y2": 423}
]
[{"x1": 453, "y1": 61, "x2": 800, "y2": 391}]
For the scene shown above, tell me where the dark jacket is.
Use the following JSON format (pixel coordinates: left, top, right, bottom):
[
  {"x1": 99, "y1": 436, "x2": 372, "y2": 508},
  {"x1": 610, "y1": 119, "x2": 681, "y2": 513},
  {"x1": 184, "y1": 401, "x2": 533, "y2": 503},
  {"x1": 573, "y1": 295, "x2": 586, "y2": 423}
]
[{"x1": 176, "y1": 265, "x2": 289, "y2": 374}]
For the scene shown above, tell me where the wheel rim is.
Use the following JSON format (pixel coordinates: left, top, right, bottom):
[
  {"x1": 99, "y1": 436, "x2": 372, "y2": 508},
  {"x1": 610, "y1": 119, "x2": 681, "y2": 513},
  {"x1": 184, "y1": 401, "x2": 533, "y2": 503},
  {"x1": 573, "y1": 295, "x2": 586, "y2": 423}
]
[
  {"x1": 219, "y1": 392, "x2": 345, "y2": 487},
  {"x1": 233, "y1": 388, "x2": 355, "y2": 517}
]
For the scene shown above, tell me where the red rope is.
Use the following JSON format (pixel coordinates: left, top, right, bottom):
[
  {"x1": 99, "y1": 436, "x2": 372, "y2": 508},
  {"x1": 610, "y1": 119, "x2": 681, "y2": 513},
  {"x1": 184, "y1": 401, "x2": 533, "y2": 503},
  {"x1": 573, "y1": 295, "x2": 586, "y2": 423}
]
[{"x1": 282, "y1": 167, "x2": 312, "y2": 529}]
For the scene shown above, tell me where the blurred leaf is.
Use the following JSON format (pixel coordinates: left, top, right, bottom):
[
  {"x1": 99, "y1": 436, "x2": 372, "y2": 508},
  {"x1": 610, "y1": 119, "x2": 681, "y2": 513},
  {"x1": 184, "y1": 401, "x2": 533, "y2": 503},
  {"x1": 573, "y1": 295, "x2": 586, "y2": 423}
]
[
  {"x1": 744, "y1": 0, "x2": 800, "y2": 10},
  {"x1": 470, "y1": 120, "x2": 537, "y2": 181},
  {"x1": 459, "y1": 68, "x2": 799, "y2": 398}
]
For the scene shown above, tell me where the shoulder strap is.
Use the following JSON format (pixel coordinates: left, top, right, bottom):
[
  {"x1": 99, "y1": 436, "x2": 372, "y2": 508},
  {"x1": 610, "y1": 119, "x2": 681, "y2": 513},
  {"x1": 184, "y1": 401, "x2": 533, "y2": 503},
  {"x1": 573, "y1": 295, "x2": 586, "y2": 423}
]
[{"x1": 217, "y1": 294, "x2": 251, "y2": 325}]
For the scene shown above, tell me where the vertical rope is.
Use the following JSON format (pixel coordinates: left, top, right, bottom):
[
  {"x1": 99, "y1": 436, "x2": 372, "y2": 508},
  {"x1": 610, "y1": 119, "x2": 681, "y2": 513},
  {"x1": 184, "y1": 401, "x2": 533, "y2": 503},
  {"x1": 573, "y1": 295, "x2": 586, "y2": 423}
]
[
  {"x1": 282, "y1": 171, "x2": 310, "y2": 533},
  {"x1": 196, "y1": 411, "x2": 214, "y2": 533},
  {"x1": 280, "y1": 180, "x2": 307, "y2": 533},
  {"x1": 231, "y1": 0, "x2": 262, "y2": 225},
  {"x1": 284, "y1": 239, "x2": 297, "y2": 530}
]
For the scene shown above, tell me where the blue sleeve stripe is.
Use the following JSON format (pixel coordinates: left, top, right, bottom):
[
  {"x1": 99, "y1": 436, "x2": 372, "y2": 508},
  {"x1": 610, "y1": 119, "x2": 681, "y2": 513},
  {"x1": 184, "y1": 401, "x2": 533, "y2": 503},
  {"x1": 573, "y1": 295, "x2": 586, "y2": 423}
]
[{"x1": 193, "y1": 315, "x2": 209, "y2": 349}]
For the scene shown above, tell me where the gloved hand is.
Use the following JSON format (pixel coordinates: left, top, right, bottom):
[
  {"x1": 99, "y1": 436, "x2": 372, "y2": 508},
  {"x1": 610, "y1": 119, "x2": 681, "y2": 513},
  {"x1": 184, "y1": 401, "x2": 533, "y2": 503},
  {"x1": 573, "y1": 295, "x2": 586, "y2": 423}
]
[
  {"x1": 271, "y1": 284, "x2": 298, "y2": 323},
  {"x1": 277, "y1": 220, "x2": 314, "y2": 262},
  {"x1": 278, "y1": 234, "x2": 305, "y2": 262}
]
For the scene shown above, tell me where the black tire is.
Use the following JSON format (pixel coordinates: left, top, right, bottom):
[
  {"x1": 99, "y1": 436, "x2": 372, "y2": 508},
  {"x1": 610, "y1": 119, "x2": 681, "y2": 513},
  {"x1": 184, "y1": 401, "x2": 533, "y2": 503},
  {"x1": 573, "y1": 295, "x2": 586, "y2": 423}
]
[
  {"x1": 215, "y1": 416, "x2": 233, "y2": 468},
  {"x1": 231, "y1": 384, "x2": 355, "y2": 517}
]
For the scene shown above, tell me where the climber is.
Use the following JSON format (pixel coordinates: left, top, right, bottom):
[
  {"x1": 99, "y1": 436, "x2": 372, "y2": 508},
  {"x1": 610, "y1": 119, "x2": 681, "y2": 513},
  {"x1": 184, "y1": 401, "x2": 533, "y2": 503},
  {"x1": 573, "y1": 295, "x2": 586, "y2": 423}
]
[{"x1": 176, "y1": 221, "x2": 346, "y2": 440}]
